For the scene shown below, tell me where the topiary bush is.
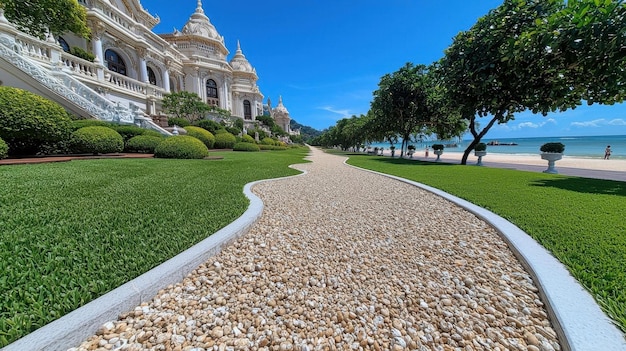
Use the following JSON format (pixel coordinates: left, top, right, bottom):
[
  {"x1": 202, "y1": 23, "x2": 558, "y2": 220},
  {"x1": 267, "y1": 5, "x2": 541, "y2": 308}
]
[
  {"x1": 184, "y1": 126, "x2": 215, "y2": 149},
  {"x1": 167, "y1": 117, "x2": 190, "y2": 127},
  {"x1": 214, "y1": 128, "x2": 229, "y2": 135},
  {"x1": 214, "y1": 132, "x2": 236, "y2": 149},
  {"x1": 0, "y1": 86, "x2": 73, "y2": 156},
  {"x1": 0, "y1": 137, "x2": 8, "y2": 159},
  {"x1": 154, "y1": 135, "x2": 209, "y2": 159},
  {"x1": 259, "y1": 144, "x2": 288, "y2": 151},
  {"x1": 194, "y1": 119, "x2": 222, "y2": 134},
  {"x1": 111, "y1": 125, "x2": 160, "y2": 142},
  {"x1": 241, "y1": 134, "x2": 255, "y2": 144},
  {"x1": 233, "y1": 142, "x2": 260, "y2": 152},
  {"x1": 226, "y1": 126, "x2": 241, "y2": 136},
  {"x1": 70, "y1": 126, "x2": 124, "y2": 154},
  {"x1": 71, "y1": 119, "x2": 114, "y2": 131},
  {"x1": 261, "y1": 137, "x2": 275, "y2": 145},
  {"x1": 125, "y1": 135, "x2": 163, "y2": 153}
]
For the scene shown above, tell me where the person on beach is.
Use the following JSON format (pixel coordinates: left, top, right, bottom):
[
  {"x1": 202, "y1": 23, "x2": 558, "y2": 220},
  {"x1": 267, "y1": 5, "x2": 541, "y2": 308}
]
[
  {"x1": 425, "y1": 147, "x2": 429, "y2": 158},
  {"x1": 605, "y1": 145, "x2": 612, "y2": 160}
]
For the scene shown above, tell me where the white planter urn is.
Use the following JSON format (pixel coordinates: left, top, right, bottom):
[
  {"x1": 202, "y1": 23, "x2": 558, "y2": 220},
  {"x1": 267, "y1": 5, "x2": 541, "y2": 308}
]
[
  {"x1": 433, "y1": 149, "x2": 443, "y2": 161},
  {"x1": 541, "y1": 153, "x2": 563, "y2": 174},
  {"x1": 474, "y1": 150, "x2": 487, "y2": 166}
]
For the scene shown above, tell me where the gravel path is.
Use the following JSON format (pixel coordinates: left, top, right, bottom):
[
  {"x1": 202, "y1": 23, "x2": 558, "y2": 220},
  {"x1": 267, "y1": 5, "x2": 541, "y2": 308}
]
[{"x1": 72, "y1": 148, "x2": 561, "y2": 351}]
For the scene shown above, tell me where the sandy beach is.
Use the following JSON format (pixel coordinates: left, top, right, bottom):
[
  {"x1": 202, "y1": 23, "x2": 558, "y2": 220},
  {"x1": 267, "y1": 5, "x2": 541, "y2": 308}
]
[{"x1": 380, "y1": 149, "x2": 625, "y2": 172}]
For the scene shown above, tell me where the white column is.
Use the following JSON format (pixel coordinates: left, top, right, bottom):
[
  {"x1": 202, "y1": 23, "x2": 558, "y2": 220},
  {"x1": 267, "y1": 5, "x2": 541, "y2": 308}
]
[
  {"x1": 163, "y1": 69, "x2": 170, "y2": 92},
  {"x1": 92, "y1": 37, "x2": 104, "y2": 65},
  {"x1": 222, "y1": 79, "x2": 229, "y2": 110},
  {"x1": 139, "y1": 58, "x2": 148, "y2": 83}
]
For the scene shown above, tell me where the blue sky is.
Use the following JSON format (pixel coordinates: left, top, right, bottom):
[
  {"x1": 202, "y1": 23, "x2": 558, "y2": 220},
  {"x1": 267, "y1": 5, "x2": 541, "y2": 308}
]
[{"x1": 143, "y1": 0, "x2": 626, "y2": 138}]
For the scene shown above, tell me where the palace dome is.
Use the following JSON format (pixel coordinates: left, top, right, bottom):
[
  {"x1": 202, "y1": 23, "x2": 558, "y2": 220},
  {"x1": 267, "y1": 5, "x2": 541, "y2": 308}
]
[
  {"x1": 179, "y1": 0, "x2": 224, "y2": 44},
  {"x1": 229, "y1": 41, "x2": 256, "y2": 74}
]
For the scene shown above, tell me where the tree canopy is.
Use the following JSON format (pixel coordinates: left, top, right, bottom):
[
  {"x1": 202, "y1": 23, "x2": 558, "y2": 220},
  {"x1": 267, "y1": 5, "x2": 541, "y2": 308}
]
[
  {"x1": 162, "y1": 91, "x2": 210, "y2": 123},
  {"x1": 440, "y1": 0, "x2": 626, "y2": 164},
  {"x1": 0, "y1": 0, "x2": 90, "y2": 39}
]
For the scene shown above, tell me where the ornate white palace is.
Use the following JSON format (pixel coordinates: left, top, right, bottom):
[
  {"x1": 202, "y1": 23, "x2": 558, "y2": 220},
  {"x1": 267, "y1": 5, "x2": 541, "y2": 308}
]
[{"x1": 0, "y1": 0, "x2": 295, "y2": 135}]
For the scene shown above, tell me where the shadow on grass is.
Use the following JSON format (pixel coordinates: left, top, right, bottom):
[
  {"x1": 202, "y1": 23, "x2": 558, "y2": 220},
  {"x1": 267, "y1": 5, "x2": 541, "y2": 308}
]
[
  {"x1": 530, "y1": 177, "x2": 626, "y2": 196},
  {"x1": 348, "y1": 154, "x2": 457, "y2": 167}
]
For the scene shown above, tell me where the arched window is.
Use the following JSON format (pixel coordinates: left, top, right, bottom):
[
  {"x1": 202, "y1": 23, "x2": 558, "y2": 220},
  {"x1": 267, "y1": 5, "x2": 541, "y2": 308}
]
[
  {"x1": 104, "y1": 49, "x2": 126, "y2": 76},
  {"x1": 147, "y1": 67, "x2": 157, "y2": 85},
  {"x1": 243, "y1": 100, "x2": 252, "y2": 120},
  {"x1": 206, "y1": 79, "x2": 219, "y2": 106},
  {"x1": 58, "y1": 37, "x2": 70, "y2": 53}
]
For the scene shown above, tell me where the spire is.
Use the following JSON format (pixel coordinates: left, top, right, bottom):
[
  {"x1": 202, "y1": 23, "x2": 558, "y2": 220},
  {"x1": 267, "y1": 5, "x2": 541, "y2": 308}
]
[
  {"x1": 279, "y1": 95, "x2": 283, "y2": 104},
  {"x1": 196, "y1": 0, "x2": 204, "y2": 14}
]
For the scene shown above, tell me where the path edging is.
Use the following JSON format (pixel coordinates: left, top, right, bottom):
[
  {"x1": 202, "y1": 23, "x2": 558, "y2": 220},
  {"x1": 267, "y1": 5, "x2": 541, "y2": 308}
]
[
  {"x1": 346, "y1": 161, "x2": 626, "y2": 351},
  {"x1": 2, "y1": 168, "x2": 307, "y2": 351}
]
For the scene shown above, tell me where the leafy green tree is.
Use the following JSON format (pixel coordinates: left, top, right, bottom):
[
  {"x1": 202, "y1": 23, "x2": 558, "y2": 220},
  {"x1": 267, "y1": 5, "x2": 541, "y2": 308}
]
[
  {"x1": 370, "y1": 63, "x2": 458, "y2": 156},
  {"x1": 441, "y1": 0, "x2": 625, "y2": 164},
  {"x1": 0, "y1": 0, "x2": 90, "y2": 39},
  {"x1": 162, "y1": 91, "x2": 210, "y2": 123}
]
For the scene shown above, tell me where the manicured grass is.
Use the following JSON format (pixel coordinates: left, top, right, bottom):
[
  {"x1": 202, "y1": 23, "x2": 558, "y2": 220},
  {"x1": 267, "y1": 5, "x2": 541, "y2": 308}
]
[
  {"x1": 0, "y1": 147, "x2": 309, "y2": 346},
  {"x1": 345, "y1": 153, "x2": 626, "y2": 333}
]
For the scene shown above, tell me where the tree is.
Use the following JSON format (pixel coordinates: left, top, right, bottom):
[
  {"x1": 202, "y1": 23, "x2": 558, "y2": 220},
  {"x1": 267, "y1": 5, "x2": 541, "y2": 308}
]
[
  {"x1": 0, "y1": 0, "x2": 90, "y2": 39},
  {"x1": 441, "y1": 0, "x2": 625, "y2": 164},
  {"x1": 370, "y1": 63, "x2": 461, "y2": 156},
  {"x1": 162, "y1": 91, "x2": 210, "y2": 123}
]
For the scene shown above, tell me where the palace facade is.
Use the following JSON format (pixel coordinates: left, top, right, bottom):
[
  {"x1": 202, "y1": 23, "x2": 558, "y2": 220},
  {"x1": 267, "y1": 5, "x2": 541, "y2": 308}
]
[{"x1": 0, "y1": 0, "x2": 295, "y2": 134}]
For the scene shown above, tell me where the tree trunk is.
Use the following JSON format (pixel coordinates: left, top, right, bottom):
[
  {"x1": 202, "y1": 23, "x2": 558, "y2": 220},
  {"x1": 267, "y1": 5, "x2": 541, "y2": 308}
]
[{"x1": 460, "y1": 114, "x2": 502, "y2": 165}]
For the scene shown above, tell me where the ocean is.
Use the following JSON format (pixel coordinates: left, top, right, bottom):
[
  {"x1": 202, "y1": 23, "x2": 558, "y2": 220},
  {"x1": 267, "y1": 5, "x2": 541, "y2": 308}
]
[{"x1": 371, "y1": 135, "x2": 626, "y2": 159}]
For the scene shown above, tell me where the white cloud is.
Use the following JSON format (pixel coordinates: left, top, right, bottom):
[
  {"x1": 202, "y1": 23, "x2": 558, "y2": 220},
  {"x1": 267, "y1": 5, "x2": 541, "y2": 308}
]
[
  {"x1": 608, "y1": 119, "x2": 626, "y2": 126},
  {"x1": 318, "y1": 106, "x2": 352, "y2": 118},
  {"x1": 512, "y1": 118, "x2": 556, "y2": 130},
  {"x1": 571, "y1": 118, "x2": 607, "y2": 127}
]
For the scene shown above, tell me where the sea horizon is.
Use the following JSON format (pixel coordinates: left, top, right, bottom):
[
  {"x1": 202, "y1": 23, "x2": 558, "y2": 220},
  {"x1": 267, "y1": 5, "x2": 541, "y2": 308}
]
[{"x1": 370, "y1": 134, "x2": 626, "y2": 160}]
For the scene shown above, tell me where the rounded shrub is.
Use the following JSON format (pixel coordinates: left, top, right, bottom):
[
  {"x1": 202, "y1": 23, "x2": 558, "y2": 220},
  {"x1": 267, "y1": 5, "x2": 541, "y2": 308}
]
[
  {"x1": 226, "y1": 126, "x2": 241, "y2": 136},
  {"x1": 233, "y1": 142, "x2": 260, "y2": 152},
  {"x1": 111, "y1": 125, "x2": 157, "y2": 142},
  {"x1": 167, "y1": 117, "x2": 190, "y2": 127},
  {"x1": 261, "y1": 137, "x2": 275, "y2": 145},
  {"x1": 0, "y1": 137, "x2": 8, "y2": 159},
  {"x1": 214, "y1": 128, "x2": 229, "y2": 135},
  {"x1": 154, "y1": 135, "x2": 209, "y2": 159},
  {"x1": 214, "y1": 132, "x2": 237, "y2": 149},
  {"x1": 125, "y1": 135, "x2": 163, "y2": 153},
  {"x1": 71, "y1": 126, "x2": 124, "y2": 154},
  {"x1": 259, "y1": 144, "x2": 288, "y2": 151},
  {"x1": 241, "y1": 134, "x2": 255, "y2": 143},
  {"x1": 194, "y1": 119, "x2": 222, "y2": 134},
  {"x1": 185, "y1": 126, "x2": 215, "y2": 149},
  {"x1": 0, "y1": 86, "x2": 73, "y2": 156},
  {"x1": 71, "y1": 119, "x2": 113, "y2": 131}
]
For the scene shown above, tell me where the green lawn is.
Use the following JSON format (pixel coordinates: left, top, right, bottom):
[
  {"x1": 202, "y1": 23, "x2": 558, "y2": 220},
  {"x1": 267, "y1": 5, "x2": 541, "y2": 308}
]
[
  {"x1": 344, "y1": 153, "x2": 626, "y2": 333},
  {"x1": 0, "y1": 147, "x2": 309, "y2": 347}
]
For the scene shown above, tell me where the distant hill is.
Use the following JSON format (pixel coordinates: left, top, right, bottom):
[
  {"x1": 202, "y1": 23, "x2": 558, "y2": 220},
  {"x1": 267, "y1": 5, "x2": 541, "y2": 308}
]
[{"x1": 290, "y1": 119, "x2": 323, "y2": 142}]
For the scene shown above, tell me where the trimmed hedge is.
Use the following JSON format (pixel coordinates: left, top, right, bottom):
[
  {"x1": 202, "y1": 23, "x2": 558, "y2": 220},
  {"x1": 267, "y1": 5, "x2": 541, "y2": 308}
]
[
  {"x1": 125, "y1": 135, "x2": 163, "y2": 153},
  {"x1": 71, "y1": 119, "x2": 113, "y2": 131},
  {"x1": 214, "y1": 128, "x2": 229, "y2": 135},
  {"x1": 0, "y1": 137, "x2": 8, "y2": 159},
  {"x1": 0, "y1": 86, "x2": 73, "y2": 156},
  {"x1": 214, "y1": 132, "x2": 236, "y2": 149},
  {"x1": 112, "y1": 125, "x2": 161, "y2": 142},
  {"x1": 194, "y1": 119, "x2": 222, "y2": 134},
  {"x1": 260, "y1": 137, "x2": 275, "y2": 145},
  {"x1": 71, "y1": 126, "x2": 124, "y2": 154},
  {"x1": 167, "y1": 117, "x2": 190, "y2": 127},
  {"x1": 233, "y1": 142, "x2": 260, "y2": 152},
  {"x1": 241, "y1": 134, "x2": 256, "y2": 144},
  {"x1": 154, "y1": 135, "x2": 209, "y2": 159},
  {"x1": 185, "y1": 126, "x2": 215, "y2": 149},
  {"x1": 259, "y1": 144, "x2": 288, "y2": 151}
]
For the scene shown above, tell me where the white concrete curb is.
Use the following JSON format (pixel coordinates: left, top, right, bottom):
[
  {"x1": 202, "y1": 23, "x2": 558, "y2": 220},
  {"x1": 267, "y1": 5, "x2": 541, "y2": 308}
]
[
  {"x1": 347, "y1": 161, "x2": 626, "y2": 351},
  {"x1": 2, "y1": 169, "x2": 308, "y2": 351}
]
